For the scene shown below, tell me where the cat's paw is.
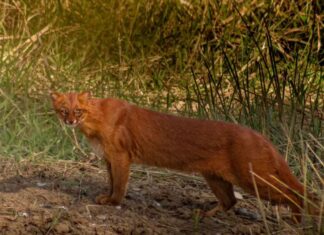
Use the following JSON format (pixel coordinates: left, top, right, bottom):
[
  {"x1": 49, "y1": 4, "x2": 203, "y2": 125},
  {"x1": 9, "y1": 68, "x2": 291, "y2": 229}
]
[
  {"x1": 95, "y1": 194, "x2": 119, "y2": 205},
  {"x1": 203, "y1": 204, "x2": 224, "y2": 217}
]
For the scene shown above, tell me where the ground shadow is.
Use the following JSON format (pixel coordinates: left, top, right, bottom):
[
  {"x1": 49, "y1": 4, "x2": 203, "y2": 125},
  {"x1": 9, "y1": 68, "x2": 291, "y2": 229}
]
[{"x1": 0, "y1": 162, "x2": 298, "y2": 234}]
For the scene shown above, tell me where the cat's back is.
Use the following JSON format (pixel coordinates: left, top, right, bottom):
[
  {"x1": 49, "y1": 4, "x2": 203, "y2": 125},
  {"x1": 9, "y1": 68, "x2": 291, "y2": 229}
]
[
  {"x1": 128, "y1": 105, "x2": 239, "y2": 146},
  {"x1": 130, "y1": 104, "x2": 233, "y2": 134},
  {"x1": 132, "y1": 104, "x2": 274, "y2": 152},
  {"x1": 98, "y1": 98, "x2": 265, "y2": 148}
]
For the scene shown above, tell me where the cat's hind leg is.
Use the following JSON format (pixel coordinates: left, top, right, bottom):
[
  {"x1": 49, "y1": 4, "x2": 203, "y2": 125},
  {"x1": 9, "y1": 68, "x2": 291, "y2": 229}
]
[{"x1": 202, "y1": 173, "x2": 237, "y2": 217}]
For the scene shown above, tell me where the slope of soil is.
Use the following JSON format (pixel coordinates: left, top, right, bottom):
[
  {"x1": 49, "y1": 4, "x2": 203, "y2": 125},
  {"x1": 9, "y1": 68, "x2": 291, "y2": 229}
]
[{"x1": 0, "y1": 159, "x2": 312, "y2": 234}]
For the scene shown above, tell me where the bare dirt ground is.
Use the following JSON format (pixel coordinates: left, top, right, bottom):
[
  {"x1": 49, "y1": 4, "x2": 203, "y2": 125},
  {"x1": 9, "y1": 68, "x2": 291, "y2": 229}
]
[{"x1": 0, "y1": 159, "x2": 316, "y2": 234}]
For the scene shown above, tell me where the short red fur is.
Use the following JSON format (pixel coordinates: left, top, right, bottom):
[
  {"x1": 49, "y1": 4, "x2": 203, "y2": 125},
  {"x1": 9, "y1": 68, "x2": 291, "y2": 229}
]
[{"x1": 51, "y1": 92, "x2": 315, "y2": 221}]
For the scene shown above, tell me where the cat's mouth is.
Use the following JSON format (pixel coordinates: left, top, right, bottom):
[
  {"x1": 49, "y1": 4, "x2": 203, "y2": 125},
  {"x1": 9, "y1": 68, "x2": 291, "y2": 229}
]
[{"x1": 64, "y1": 119, "x2": 81, "y2": 128}]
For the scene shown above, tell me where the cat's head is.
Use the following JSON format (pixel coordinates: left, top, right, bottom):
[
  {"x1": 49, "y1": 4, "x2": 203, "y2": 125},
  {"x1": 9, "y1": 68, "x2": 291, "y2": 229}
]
[{"x1": 51, "y1": 92, "x2": 90, "y2": 127}]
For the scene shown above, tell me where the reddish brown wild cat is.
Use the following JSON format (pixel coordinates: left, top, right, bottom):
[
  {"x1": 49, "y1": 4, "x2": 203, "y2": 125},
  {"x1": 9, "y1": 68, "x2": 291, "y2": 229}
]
[{"x1": 51, "y1": 92, "x2": 314, "y2": 221}]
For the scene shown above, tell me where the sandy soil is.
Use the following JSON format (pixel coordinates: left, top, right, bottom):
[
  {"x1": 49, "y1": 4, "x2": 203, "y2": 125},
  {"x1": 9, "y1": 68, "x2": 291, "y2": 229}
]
[{"x1": 0, "y1": 159, "x2": 318, "y2": 234}]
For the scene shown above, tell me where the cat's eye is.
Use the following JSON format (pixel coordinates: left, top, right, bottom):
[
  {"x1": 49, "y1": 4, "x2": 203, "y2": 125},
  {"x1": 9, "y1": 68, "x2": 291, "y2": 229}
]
[
  {"x1": 60, "y1": 108, "x2": 68, "y2": 116},
  {"x1": 74, "y1": 109, "x2": 83, "y2": 117}
]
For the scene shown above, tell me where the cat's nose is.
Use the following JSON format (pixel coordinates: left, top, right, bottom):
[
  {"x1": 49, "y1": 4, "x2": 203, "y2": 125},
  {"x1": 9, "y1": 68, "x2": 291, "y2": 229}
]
[{"x1": 66, "y1": 120, "x2": 76, "y2": 125}]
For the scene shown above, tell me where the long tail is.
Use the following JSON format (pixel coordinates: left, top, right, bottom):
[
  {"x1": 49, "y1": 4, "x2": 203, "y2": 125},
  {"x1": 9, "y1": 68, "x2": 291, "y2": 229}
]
[{"x1": 278, "y1": 158, "x2": 321, "y2": 220}]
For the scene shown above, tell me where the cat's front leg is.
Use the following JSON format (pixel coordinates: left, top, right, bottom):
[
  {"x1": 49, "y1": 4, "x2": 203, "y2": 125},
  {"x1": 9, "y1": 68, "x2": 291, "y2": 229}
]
[
  {"x1": 101, "y1": 160, "x2": 113, "y2": 196},
  {"x1": 95, "y1": 151, "x2": 130, "y2": 205}
]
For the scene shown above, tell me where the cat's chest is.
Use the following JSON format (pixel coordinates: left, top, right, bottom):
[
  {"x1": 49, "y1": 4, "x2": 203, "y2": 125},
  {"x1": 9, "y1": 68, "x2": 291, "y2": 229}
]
[{"x1": 88, "y1": 138, "x2": 105, "y2": 158}]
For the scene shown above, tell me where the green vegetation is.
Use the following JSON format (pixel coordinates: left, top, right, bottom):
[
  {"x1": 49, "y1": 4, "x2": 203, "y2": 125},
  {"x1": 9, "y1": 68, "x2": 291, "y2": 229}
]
[{"x1": 0, "y1": 0, "x2": 323, "y2": 232}]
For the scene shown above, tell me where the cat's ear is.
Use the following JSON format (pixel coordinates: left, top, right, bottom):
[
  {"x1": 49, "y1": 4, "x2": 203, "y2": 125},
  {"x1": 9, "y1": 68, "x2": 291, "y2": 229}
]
[
  {"x1": 50, "y1": 92, "x2": 62, "y2": 101},
  {"x1": 78, "y1": 92, "x2": 91, "y2": 101}
]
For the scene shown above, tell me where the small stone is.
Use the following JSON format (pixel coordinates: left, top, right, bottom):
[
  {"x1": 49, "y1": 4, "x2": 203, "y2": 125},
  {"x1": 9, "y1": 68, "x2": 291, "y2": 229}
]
[
  {"x1": 96, "y1": 214, "x2": 107, "y2": 220},
  {"x1": 54, "y1": 222, "x2": 71, "y2": 234},
  {"x1": 37, "y1": 182, "x2": 47, "y2": 187},
  {"x1": 18, "y1": 212, "x2": 28, "y2": 217},
  {"x1": 56, "y1": 206, "x2": 68, "y2": 211},
  {"x1": 153, "y1": 200, "x2": 161, "y2": 207},
  {"x1": 31, "y1": 215, "x2": 43, "y2": 226},
  {"x1": 234, "y1": 191, "x2": 244, "y2": 200}
]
